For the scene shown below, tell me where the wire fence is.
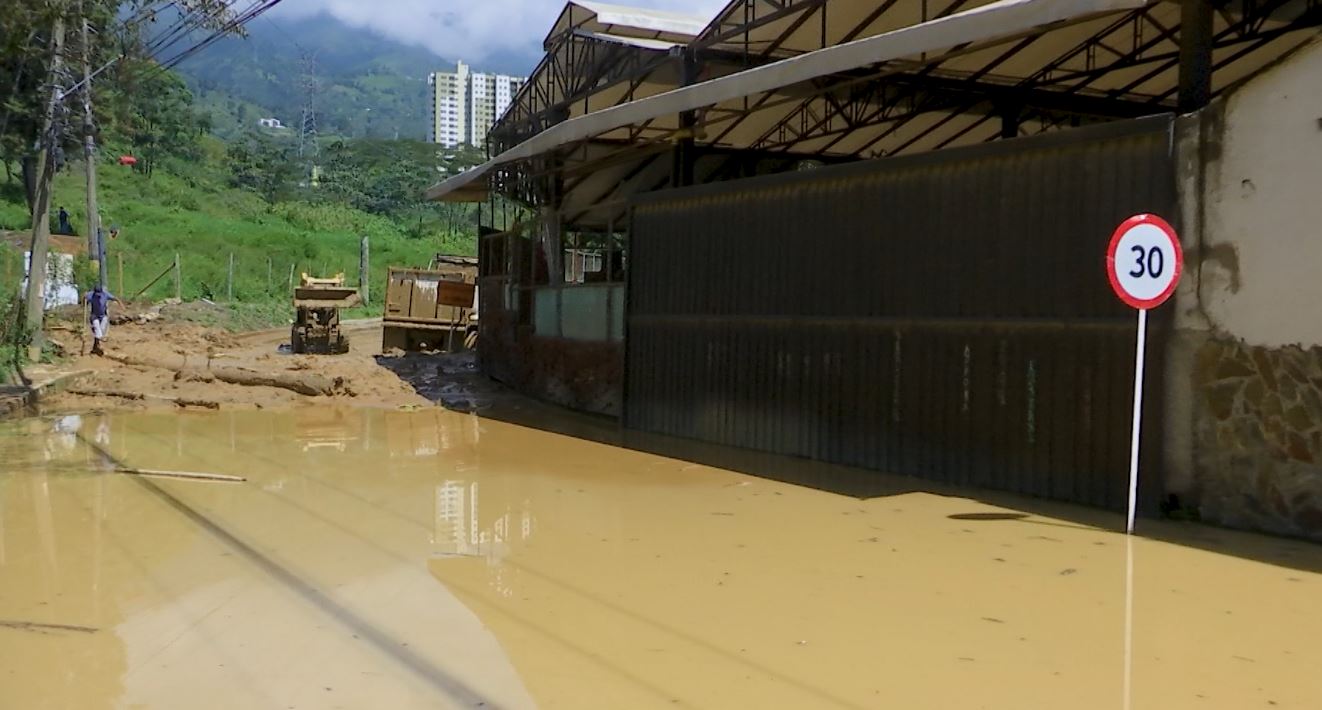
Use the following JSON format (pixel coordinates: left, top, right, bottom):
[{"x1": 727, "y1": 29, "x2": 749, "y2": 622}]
[
  {"x1": 110, "y1": 251, "x2": 370, "y2": 304},
  {"x1": 0, "y1": 241, "x2": 376, "y2": 374}
]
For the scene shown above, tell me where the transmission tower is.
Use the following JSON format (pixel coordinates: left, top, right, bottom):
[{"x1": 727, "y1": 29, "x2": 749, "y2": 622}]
[{"x1": 298, "y1": 51, "x2": 319, "y2": 163}]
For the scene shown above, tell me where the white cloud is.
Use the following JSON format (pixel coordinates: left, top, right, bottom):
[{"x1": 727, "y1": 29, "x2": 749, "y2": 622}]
[{"x1": 274, "y1": 0, "x2": 729, "y2": 69}]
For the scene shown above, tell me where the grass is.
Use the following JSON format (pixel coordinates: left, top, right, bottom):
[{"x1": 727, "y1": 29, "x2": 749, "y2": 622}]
[
  {"x1": 0, "y1": 149, "x2": 474, "y2": 309},
  {"x1": 166, "y1": 301, "x2": 292, "y2": 333}
]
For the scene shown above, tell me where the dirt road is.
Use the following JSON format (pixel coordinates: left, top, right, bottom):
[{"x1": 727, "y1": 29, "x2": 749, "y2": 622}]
[{"x1": 43, "y1": 306, "x2": 429, "y2": 413}]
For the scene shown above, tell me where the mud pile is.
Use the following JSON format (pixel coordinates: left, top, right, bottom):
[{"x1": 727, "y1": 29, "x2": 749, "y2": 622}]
[{"x1": 42, "y1": 305, "x2": 429, "y2": 412}]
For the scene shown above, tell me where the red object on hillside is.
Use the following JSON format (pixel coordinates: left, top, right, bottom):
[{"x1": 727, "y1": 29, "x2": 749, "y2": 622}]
[{"x1": 118, "y1": 155, "x2": 137, "y2": 166}]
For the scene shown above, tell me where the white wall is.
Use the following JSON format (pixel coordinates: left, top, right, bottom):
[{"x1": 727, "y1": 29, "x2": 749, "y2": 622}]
[
  {"x1": 22, "y1": 251, "x2": 79, "y2": 309},
  {"x1": 1202, "y1": 39, "x2": 1322, "y2": 347}
]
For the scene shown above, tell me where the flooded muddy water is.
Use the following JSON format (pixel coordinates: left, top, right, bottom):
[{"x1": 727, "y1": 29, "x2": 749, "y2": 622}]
[{"x1": 2, "y1": 409, "x2": 1321, "y2": 709}]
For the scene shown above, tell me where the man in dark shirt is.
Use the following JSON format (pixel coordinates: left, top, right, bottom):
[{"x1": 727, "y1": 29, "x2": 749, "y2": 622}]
[
  {"x1": 85, "y1": 285, "x2": 116, "y2": 356},
  {"x1": 57, "y1": 206, "x2": 72, "y2": 235}
]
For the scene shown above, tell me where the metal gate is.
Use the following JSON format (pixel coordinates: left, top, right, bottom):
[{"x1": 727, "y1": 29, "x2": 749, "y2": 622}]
[{"x1": 626, "y1": 117, "x2": 1176, "y2": 510}]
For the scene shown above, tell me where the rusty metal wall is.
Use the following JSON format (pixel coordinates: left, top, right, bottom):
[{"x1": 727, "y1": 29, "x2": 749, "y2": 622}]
[{"x1": 625, "y1": 117, "x2": 1177, "y2": 510}]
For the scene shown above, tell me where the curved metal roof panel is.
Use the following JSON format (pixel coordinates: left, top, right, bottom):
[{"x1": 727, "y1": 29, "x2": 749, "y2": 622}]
[{"x1": 429, "y1": 0, "x2": 1151, "y2": 201}]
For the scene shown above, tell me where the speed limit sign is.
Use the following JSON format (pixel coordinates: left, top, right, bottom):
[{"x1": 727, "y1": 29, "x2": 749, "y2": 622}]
[
  {"x1": 1106, "y1": 214, "x2": 1183, "y2": 310},
  {"x1": 1106, "y1": 213, "x2": 1182, "y2": 536}
]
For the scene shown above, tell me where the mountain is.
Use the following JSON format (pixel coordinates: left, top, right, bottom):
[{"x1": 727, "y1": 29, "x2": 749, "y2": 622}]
[{"x1": 172, "y1": 12, "x2": 534, "y2": 141}]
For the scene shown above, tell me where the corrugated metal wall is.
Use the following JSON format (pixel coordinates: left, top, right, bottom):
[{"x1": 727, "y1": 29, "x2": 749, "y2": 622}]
[{"x1": 625, "y1": 117, "x2": 1176, "y2": 510}]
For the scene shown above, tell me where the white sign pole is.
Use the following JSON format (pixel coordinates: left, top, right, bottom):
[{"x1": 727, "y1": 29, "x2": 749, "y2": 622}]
[{"x1": 1125, "y1": 308, "x2": 1148, "y2": 535}]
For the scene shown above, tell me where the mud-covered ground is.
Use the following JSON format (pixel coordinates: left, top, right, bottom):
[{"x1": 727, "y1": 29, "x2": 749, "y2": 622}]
[
  {"x1": 40, "y1": 302, "x2": 430, "y2": 413},
  {"x1": 4, "y1": 408, "x2": 1322, "y2": 709}
]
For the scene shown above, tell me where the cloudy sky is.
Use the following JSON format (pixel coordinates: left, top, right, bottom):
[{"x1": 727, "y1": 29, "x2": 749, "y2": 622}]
[{"x1": 275, "y1": 0, "x2": 729, "y2": 68}]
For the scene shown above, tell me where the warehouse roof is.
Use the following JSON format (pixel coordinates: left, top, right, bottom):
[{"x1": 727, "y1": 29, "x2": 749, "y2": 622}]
[{"x1": 432, "y1": 0, "x2": 1322, "y2": 226}]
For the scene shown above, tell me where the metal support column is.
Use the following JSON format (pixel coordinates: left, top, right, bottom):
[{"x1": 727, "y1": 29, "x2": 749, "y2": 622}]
[
  {"x1": 672, "y1": 49, "x2": 699, "y2": 188},
  {"x1": 1178, "y1": 0, "x2": 1214, "y2": 113},
  {"x1": 998, "y1": 101, "x2": 1022, "y2": 140}
]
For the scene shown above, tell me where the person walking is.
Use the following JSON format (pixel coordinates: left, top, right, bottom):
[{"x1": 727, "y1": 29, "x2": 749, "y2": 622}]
[
  {"x1": 57, "y1": 206, "x2": 72, "y2": 235},
  {"x1": 85, "y1": 284, "x2": 116, "y2": 356}
]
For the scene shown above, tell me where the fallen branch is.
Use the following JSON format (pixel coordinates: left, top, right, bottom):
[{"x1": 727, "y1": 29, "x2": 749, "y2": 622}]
[
  {"x1": 66, "y1": 388, "x2": 221, "y2": 410},
  {"x1": 103, "y1": 353, "x2": 343, "y2": 397},
  {"x1": 173, "y1": 397, "x2": 222, "y2": 410},
  {"x1": 103, "y1": 352, "x2": 187, "y2": 370},
  {"x1": 0, "y1": 620, "x2": 98, "y2": 635},
  {"x1": 212, "y1": 366, "x2": 341, "y2": 397},
  {"x1": 114, "y1": 467, "x2": 246, "y2": 483},
  {"x1": 69, "y1": 388, "x2": 143, "y2": 401}
]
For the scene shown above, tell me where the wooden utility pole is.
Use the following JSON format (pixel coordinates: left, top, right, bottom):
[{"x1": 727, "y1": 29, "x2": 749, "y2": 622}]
[
  {"x1": 359, "y1": 235, "x2": 370, "y2": 305},
  {"x1": 24, "y1": 13, "x2": 68, "y2": 360},
  {"x1": 78, "y1": 2, "x2": 102, "y2": 281}
]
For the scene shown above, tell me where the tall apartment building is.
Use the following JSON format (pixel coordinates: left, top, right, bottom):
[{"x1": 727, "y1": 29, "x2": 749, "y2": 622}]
[{"x1": 428, "y1": 61, "x2": 525, "y2": 148}]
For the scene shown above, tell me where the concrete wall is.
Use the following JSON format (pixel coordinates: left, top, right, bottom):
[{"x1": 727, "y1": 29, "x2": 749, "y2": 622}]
[
  {"x1": 1202, "y1": 42, "x2": 1322, "y2": 347},
  {"x1": 1171, "y1": 38, "x2": 1322, "y2": 540},
  {"x1": 480, "y1": 307, "x2": 623, "y2": 418}
]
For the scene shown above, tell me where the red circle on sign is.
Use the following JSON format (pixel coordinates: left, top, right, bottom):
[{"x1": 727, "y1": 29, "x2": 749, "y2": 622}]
[{"x1": 1106, "y1": 213, "x2": 1183, "y2": 310}]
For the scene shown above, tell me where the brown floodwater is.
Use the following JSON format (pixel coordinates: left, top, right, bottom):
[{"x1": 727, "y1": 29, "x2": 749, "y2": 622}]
[{"x1": 2, "y1": 408, "x2": 1320, "y2": 709}]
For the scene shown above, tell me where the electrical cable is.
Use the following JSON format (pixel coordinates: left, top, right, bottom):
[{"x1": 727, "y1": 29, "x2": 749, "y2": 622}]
[{"x1": 157, "y1": 0, "x2": 287, "y2": 71}]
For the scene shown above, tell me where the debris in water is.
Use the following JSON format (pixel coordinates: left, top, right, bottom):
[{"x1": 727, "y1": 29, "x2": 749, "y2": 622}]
[
  {"x1": 0, "y1": 620, "x2": 98, "y2": 635},
  {"x1": 115, "y1": 467, "x2": 245, "y2": 483}
]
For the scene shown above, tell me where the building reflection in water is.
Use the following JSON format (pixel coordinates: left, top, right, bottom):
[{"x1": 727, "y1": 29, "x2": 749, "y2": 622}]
[{"x1": 433, "y1": 478, "x2": 535, "y2": 598}]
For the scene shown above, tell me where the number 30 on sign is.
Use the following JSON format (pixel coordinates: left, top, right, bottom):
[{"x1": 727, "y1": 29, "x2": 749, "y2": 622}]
[{"x1": 1106, "y1": 214, "x2": 1183, "y2": 310}]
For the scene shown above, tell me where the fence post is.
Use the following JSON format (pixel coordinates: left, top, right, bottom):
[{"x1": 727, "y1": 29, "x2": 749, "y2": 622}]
[
  {"x1": 359, "y1": 235, "x2": 370, "y2": 305},
  {"x1": 288, "y1": 262, "x2": 295, "y2": 292},
  {"x1": 174, "y1": 252, "x2": 181, "y2": 300},
  {"x1": 117, "y1": 252, "x2": 123, "y2": 295},
  {"x1": 227, "y1": 253, "x2": 234, "y2": 301},
  {"x1": 266, "y1": 257, "x2": 272, "y2": 294}
]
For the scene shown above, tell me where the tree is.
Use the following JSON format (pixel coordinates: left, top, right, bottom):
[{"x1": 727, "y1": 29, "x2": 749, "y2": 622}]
[
  {"x1": 226, "y1": 130, "x2": 297, "y2": 201},
  {"x1": 0, "y1": 2, "x2": 71, "y2": 195},
  {"x1": 106, "y1": 60, "x2": 210, "y2": 176},
  {"x1": 0, "y1": 1, "x2": 247, "y2": 188},
  {"x1": 317, "y1": 139, "x2": 481, "y2": 218}
]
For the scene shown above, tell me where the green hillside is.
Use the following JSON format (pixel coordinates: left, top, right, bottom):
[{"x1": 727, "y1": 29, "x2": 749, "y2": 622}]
[
  {"x1": 0, "y1": 140, "x2": 473, "y2": 307},
  {"x1": 173, "y1": 12, "x2": 538, "y2": 141},
  {"x1": 177, "y1": 13, "x2": 445, "y2": 141},
  {"x1": 2, "y1": 6, "x2": 509, "y2": 373}
]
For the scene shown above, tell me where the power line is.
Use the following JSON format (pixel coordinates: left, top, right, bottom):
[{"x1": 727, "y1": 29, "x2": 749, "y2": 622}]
[
  {"x1": 145, "y1": 0, "x2": 246, "y2": 60},
  {"x1": 157, "y1": 0, "x2": 287, "y2": 71},
  {"x1": 60, "y1": 1, "x2": 279, "y2": 96}
]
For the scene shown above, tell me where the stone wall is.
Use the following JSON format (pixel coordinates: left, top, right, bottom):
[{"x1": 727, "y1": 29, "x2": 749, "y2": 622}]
[
  {"x1": 1167, "y1": 38, "x2": 1322, "y2": 541},
  {"x1": 1193, "y1": 337, "x2": 1322, "y2": 540}
]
